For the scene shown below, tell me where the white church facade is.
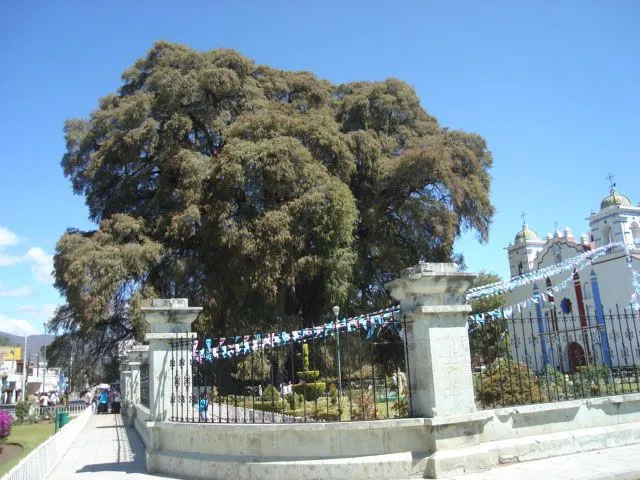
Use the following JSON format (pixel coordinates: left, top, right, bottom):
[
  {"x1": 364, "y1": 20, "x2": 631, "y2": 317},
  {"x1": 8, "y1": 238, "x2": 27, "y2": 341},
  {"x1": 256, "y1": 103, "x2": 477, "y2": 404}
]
[{"x1": 503, "y1": 186, "x2": 640, "y2": 373}]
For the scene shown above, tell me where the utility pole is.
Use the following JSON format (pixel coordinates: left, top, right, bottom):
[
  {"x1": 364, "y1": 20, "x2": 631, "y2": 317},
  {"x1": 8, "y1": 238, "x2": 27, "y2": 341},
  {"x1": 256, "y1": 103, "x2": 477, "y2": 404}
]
[
  {"x1": 21, "y1": 331, "x2": 28, "y2": 401},
  {"x1": 42, "y1": 323, "x2": 47, "y2": 394}
]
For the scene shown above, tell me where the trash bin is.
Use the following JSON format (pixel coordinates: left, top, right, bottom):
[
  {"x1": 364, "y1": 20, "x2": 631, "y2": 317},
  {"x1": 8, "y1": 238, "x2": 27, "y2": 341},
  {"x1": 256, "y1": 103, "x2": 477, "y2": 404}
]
[{"x1": 55, "y1": 411, "x2": 69, "y2": 431}]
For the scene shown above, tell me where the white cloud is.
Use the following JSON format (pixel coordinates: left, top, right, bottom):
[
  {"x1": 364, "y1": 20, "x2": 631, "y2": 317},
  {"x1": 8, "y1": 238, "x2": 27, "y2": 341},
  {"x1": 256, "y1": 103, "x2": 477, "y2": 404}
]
[
  {"x1": 0, "y1": 228, "x2": 21, "y2": 266},
  {"x1": 0, "y1": 227, "x2": 54, "y2": 284},
  {"x1": 18, "y1": 304, "x2": 58, "y2": 321},
  {"x1": 0, "y1": 314, "x2": 38, "y2": 336},
  {"x1": 0, "y1": 285, "x2": 32, "y2": 297},
  {"x1": 0, "y1": 227, "x2": 19, "y2": 248},
  {"x1": 24, "y1": 247, "x2": 54, "y2": 284},
  {"x1": 0, "y1": 254, "x2": 21, "y2": 266}
]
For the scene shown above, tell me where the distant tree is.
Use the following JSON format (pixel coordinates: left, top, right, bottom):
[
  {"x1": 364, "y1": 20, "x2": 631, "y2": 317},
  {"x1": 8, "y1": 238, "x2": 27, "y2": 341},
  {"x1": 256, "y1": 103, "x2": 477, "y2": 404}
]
[
  {"x1": 0, "y1": 337, "x2": 10, "y2": 346},
  {"x1": 54, "y1": 42, "x2": 494, "y2": 357},
  {"x1": 468, "y1": 271, "x2": 509, "y2": 367}
]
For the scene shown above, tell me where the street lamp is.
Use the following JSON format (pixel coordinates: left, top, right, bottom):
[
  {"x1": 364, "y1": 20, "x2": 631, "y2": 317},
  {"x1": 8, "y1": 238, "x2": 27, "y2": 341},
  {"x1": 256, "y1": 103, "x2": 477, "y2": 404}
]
[
  {"x1": 42, "y1": 322, "x2": 47, "y2": 394},
  {"x1": 332, "y1": 305, "x2": 342, "y2": 404}
]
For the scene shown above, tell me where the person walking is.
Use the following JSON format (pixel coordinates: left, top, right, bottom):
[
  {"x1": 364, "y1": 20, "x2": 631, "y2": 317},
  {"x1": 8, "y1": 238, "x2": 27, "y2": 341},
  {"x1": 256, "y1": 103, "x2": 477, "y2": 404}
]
[
  {"x1": 199, "y1": 393, "x2": 209, "y2": 422},
  {"x1": 112, "y1": 389, "x2": 121, "y2": 414},
  {"x1": 98, "y1": 389, "x2": 109, "y2": 414}
]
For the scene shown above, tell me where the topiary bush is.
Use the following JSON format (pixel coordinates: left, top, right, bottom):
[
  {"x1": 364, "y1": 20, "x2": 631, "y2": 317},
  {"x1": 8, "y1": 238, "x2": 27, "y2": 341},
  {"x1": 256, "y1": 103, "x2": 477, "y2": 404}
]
[
  {"x1": 262, "y1": 384, "x2": 280, "y2": 402},
  {"x1": 292, "y1": 381, "x2": 326, "y2": 401},
  {"x1": 296, "y1": 370, "x2": 320, "y2": 382}
]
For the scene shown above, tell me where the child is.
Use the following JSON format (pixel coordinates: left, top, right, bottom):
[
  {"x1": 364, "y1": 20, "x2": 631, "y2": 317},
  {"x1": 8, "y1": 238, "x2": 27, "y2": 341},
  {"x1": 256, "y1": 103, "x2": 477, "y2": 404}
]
[{"x1": 198, "y1": 393, "x2": 209, "y2": 422}]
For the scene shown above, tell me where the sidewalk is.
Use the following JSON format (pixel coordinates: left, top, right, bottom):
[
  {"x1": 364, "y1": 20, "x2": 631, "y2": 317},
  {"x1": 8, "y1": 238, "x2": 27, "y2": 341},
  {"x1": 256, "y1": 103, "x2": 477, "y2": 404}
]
[
  {"x1": 442, "y1": 443, "x2": 640, "y2": 480},
  {"x1": 46, "y1": 413, "x2": 178, "y2": 480}
]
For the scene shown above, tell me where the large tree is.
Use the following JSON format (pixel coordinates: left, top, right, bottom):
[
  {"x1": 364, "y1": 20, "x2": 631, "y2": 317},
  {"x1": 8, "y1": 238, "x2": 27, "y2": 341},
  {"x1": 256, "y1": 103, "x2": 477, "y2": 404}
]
[{"x1": 53, "y1": 42, "x2": 494, "y2": 356}]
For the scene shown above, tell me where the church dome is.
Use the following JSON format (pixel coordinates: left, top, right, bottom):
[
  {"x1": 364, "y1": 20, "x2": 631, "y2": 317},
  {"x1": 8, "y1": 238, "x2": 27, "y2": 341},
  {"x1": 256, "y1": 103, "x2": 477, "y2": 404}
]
[
  {"x1": 600, "y1": 188, "x2": 632, "y2": 209},
  {"x1": 515, "y1": 225, "x2": 539, "y2": 242}
]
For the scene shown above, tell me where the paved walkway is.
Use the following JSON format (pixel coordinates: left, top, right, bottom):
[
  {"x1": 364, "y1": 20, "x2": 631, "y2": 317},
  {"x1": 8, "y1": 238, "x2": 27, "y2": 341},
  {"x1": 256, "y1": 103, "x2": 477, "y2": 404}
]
[
  {"x1": 47, "y1": 412, "x2": 640, "y2": 479},
  {"x1": 443, "y1": 443, "x2": 640, "y2": 480},
  {"x1": 46, "y1": 413, "x2": 178, "y2": 480}
]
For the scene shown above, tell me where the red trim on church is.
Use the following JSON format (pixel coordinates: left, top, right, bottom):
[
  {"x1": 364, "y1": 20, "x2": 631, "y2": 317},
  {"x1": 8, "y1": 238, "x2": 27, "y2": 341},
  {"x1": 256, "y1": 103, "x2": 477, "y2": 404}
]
[{"x1": 573, "y1": 270, "x2": 591, "y2": 359}]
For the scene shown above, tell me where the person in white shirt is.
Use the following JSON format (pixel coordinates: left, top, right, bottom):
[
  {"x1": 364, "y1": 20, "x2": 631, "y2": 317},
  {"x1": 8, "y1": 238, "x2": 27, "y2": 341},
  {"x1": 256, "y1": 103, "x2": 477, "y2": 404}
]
[{"x1": 39, "y1": 392, "x2": 49, "y2": 413}]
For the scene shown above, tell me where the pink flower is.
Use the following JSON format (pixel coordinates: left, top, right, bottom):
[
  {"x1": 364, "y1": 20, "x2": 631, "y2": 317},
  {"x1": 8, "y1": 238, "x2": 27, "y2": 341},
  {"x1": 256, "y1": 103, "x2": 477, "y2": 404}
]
[{"x1": 0, "y1": 410, "x2": 13, "y2": 440}]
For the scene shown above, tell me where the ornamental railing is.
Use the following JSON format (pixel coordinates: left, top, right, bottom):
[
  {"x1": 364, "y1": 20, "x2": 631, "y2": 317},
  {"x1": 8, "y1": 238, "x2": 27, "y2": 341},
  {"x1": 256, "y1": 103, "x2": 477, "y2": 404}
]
[
  {"x1": 139, "y1": 359, "x2": 150, "y2": 408},
  {"x1": 470, "y1": 304, "x2": 640, "y2": 409},
  {"x1": 168, "y1": 309, "x2": 411, "y2": 423}
]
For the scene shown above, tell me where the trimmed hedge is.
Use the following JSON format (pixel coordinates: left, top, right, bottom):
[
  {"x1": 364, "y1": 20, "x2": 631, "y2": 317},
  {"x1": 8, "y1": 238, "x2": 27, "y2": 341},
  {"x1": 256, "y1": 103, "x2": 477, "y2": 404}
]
[
  {"x1": 292, "y1": 382, "x2": 326, "y2": 401},
  {"x1": 296, "y1": 370, "x2": 320, "y2": 382}
]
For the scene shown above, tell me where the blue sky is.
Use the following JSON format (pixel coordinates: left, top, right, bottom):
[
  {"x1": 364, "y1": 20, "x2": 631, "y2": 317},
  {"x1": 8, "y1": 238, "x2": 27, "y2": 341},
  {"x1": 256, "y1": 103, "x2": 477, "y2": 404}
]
[{"x1": 0, "y1": 1, "x2": 638, "y2": 336}]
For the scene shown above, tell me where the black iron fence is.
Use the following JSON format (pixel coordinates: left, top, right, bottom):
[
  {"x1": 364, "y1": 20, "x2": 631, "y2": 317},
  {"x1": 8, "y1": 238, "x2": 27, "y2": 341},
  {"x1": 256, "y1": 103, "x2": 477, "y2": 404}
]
[
  {"x1": 470, "y1": 304, "x2": 640, "y2": 409},
  {"x1": 168, "y1": 309, "x2": 410, "y2": 423},
  {"x1": 140, "y1": 359, "x2": 150, "y2": 408}
]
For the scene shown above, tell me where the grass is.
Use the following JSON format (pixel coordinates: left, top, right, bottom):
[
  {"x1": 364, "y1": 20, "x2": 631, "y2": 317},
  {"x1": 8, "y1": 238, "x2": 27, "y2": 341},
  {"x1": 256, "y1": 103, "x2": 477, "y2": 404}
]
[
  {"x1": 0, "y1": 422, "x2": 55, "y2": 475},
  {"x1": 213, "y1": 390, "x2": 408, "y2": 421}
]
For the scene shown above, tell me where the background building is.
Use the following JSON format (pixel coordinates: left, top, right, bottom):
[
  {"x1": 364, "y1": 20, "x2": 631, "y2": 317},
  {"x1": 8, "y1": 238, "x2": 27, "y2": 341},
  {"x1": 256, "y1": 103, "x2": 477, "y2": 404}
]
[{"x1": 504, "y1": 186, "x2": 640, "y2": 372}]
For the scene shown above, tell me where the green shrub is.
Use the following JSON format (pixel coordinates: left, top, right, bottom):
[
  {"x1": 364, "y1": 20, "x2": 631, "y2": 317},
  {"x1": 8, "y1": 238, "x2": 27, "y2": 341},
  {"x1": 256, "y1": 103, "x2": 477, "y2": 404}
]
[
  {"x1": 262, "y1": 384, "x2": 280, "y2": 402},
  {"x1": 314, "y1": 410, "x2": 340, "y2": 421},
  {"x1": 475, "y1": 357, "x2": 546, "y2": 407},
  {"x1": 571, "y1": 364, "x2": 614, "y2": 398},
  {"x1": 292, "y1": 381, "x2": 326, "y2": 401},
  {"x1": 15, "y1": 401, "x2": 32, "y2": 423},
  {"x1": 296, "y1": 370, "x2": 320, "y2": 382},
  {"x1": 575, "y1": 364, "x2": 612, "y2": 383},
  {"x1": 252, "y1": 400, "x2": 286, "y2": 414},
  {"x1": 285, "y1": 392, "x2": 304, "y2": 409},
  {"x1": 302, "y1": 343, "x2": 311, "y2": 371}
]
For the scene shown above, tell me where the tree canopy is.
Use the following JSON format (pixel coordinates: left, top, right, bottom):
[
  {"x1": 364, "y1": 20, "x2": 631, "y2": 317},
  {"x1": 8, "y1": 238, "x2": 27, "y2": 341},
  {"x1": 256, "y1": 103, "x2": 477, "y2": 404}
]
[
  {"x1": 53, "y1": 41, "x2": 494, "y2": 355},
  {"x1": 469, "y1": 271, "x2": 508, "y2": 367}
]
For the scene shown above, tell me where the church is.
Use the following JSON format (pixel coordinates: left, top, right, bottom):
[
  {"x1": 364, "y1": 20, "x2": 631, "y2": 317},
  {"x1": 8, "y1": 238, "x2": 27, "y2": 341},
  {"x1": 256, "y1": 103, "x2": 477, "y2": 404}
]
[{"x1": 502, "y1": 185, "x2": 640, "y2": 373}]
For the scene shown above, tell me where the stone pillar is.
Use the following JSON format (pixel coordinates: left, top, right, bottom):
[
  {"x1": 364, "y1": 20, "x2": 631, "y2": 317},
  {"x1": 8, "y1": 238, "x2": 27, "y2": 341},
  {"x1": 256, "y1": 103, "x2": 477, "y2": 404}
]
[
  {"x1": 124, "y1": 344, "x2": 148, "y2": 426},
  {"x1": 118, "y1": 351, "x2": 129, "y2": 406},
  {"x1": 386, "y1": 262, "x2": 476, "y2": 418},
  {"x1": 142, "y1": 299, "x2": 201, "y2": 422},
  {"x1": 119, "y1": 352, "x2": 130, "y2": 410},
  {"x1": 128, "y1": 345, "x2": 148, "y2": 406}
]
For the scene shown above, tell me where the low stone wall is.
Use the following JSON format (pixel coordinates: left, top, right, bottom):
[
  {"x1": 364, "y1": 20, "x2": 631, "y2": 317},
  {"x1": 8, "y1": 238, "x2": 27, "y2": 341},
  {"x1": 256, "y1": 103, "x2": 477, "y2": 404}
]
[
  {"x1": 426, "y1": 393, "x2": 640, "y2": 477},
  {"x1": 2, "y1": 406, "x2": 93, "y2": 480},
  {"x1": 140, "y1": 393, "x2": 640, "y2": 479},
  {"x1": 132, "y1": 403, "x2": 151, "y2": 449},
  {"x1": 145, "y1": 417, "x2": 430, "y2": 479}
]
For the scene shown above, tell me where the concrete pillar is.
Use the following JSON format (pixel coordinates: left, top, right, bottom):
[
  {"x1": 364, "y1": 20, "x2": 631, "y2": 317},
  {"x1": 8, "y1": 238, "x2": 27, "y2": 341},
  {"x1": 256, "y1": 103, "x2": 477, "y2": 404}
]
[
  {"x1": 122, "y1": 370, "x2": 132, "y2": 409},
  {"x1": 386, "y1": 262, "x2": 475, "y2": 418},
  {"x1": 142, "y1": 299, "x2": 201, "y2": 422},
  {"x1": 119, "y1": 352, "x2": 129, "y2": 405},
  {"x1": 128, "y1": 345, "x2": 148, "y2": 406}
]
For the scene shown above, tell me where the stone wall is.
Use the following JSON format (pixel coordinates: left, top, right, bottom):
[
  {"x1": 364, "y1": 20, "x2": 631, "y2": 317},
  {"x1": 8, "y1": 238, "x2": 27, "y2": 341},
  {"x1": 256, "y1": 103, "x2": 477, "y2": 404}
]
[{"x1": 139, "y1": 394, "x2": 640, "y2": 479}]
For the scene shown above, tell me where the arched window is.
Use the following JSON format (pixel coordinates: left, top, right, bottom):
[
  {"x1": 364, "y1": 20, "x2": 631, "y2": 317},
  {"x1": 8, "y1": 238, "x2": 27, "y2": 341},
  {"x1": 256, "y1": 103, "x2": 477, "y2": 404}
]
[
  {"x1": 602, "y1": 225, "x2": 613, "y2": 245},
  {"x1": 631, "y1": 222, "x2": 640, "y2": 246}
]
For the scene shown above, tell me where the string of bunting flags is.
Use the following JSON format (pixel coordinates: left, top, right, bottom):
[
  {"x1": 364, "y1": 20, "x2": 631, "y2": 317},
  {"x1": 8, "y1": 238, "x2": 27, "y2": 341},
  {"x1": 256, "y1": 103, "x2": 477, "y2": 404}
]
[
  {"x1": 468, "y1": 242, "x2": 640, "y2": 323},
  {"x1": 465, "y1": 242, "x2": 625, "y2": 301},
  {"x1": 192, "y1": 306, "x2": 401, "y2": 363},
  {"x1": 469, "y1": 268, "x2": 583, "y2": 323}
]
